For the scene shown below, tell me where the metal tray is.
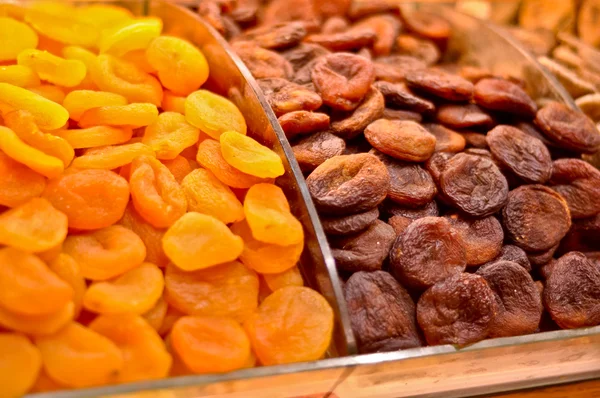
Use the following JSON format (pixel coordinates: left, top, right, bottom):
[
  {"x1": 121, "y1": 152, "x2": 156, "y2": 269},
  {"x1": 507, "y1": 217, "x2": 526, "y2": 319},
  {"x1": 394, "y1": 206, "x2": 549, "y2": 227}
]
[{"x1": 24, "y1": 2, "x2": 600, "y2": 397}]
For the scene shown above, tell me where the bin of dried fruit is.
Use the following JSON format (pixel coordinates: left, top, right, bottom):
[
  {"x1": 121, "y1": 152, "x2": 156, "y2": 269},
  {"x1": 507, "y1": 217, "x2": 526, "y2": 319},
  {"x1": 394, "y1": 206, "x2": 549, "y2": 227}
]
[
  {"x1": 0, "y1": 1, "x2": 341, "y2": 396},
  {"x1": 198, "y1": 0, "x2": 600, "y2": 355}
]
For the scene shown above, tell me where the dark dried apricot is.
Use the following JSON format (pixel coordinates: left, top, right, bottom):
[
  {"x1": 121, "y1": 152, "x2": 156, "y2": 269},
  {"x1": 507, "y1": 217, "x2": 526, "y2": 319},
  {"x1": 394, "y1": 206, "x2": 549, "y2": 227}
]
[
  {"x1": 232, "y1": 42, "x2": 293, "y2": 80},
  {"x1": 390, "y1": 217, "x2": 466, "y2": 290},
  {"x1": 476, "y1": 261, "x2": 542, "y2": 337},
  {"x1": 353, "y1": 14, "x2": 401, "y2": 57},
  {"x1": 278, "y1": 111, "x2": 330, "y2": 140},
  {"x1": 373, "y1": 81, "x2": 435, "y2": 114},
  {"x1": 321, "y1": 16, "x2": 350, "y2": 34},
  {"x1": 329, "y1": 87, "x2": 385, "y2": 139},
  {"x1": 422, "y1": 123, "x2": 466, "y2": 153},
  {"x1": 382, "y1": 200, "x2": 439, "y2": 220},
  {"x1": 548, "y1": 158, "x2": 600, "y2": 219},
  {"x1": 382, "y1": 108, "x2": 422, "y2": 122},
  {"x1": 387, "y1": 215, "x2": 413, "y2": 236},
  {"x1": 405, "y1": 68, "x2": 474, "y2": 102},
  {"x1": 400, "y1": 10, "x2": 451, "y2": 42},
  {"x1": 436, "y1": 104, "x2": 495, "y2": 130},
  {"x1": 364, "y1": 119, "x2": 436, "y2": 162},
  {"x1": 240, "y1": 22, "x2": 307, "y2": 50},
  {"x1": 306, "y1": 153, "x2": 390, "y2": 215},
  {"x1": 474, "y1": 78, "x2": 537, "y2": 118},
  {"x1": 490, "y1": 245, "x2": 532, "y2": 272},
  {"x1": 445, "y1": 213, "x2": 504, "y2": 267},
  {"x1": 502, "y1": 184, "x2": 571, "y2": 252},
  {"x1": 292, "y1": 132, "x2": 346, "y2": 172},
  {"x1": 345, "y1": 271, "x2": 421, "y2": 353},
  {"x1": 460, "y1": 131, "x2": 488, "y2": 149},
  {"x1": 281, "y1": 43, "x2": 329, "y2": 71},
  {"x1": 424, "y1": 151, "x2": 454, "y2": 186},
  {"x1": 321, "y1": 207, "x2": 379, "y2": 236},
  {"x1": 440, "y1": 153, "x2": 509, "y2": 217},
  {"x1": 258, "y1": 78, "x2": 322, "y2": 116},
  {"x1": 330, "y1": 220, "x2": 395, "y2": 272},
  {"x1": 347, "y1": 0, "x2": 398, "y2": 20},
  {"x1": 486, "y1": 125, "x2": 552, "y2": 184},
  {"x1": 305, "y1": 29, "x2": 376, "y2": 52},
  {"x1": 395, "y1": 34, "x2": 440, "y2": 66},
  {"x1": 527, "y1": 243, "x2": 559, "y2": 266}
]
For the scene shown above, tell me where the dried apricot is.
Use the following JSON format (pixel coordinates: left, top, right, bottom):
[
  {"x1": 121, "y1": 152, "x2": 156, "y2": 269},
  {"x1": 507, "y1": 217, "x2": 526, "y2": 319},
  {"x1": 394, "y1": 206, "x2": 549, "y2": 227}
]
[
  {"x1": 28, "y1": 84, "x2": 65, "y2": 103},
  {"x1": 119, "y1": 203, "x2": 169, "y2": 268},
  {"x1": 0, "y1": 65, "x2": 40, "y2": 87},
  {"x1": 62, "y1": 90, "x2": 128, "y2": 122},
  {"x1": 445, "y1": 213, "x2": 504, "y2": 267},
  {"x1": 474, "y1": 78, "x2": 537, "y2": 118},
  {"x1": 0, "y1": 17, "x2": 38, "y2": 62},
  {"x1": 142, "y1": 112, "x2": 200, "y2": 160},
  {"x1": 365, "y1": 120, "x2": 436, "y2": 162},
  {"x1": 143, "y1": 295, "x2": 168, "y2": 332},
  {"x1": 63, "y1": 225, "x2": 146, "y2": 281},
  {"x1": 24, "y1": 8, "x2": 97, "y2": 48},
  {"x1": 48, "y1": 253, "x2": 86, "y2": 318},
  {"x1": 244, "y1": 286, "x2": 333, "y2": 365},
  {"x1": 79, "y1": 103, "x2": 159, "y2": 128},
  {"x1": 0, "y1": 150, "x2": 46, "y2": 208},
  {"x1": 57, "y1": 126, "x2": 133, "y2": 149},
  {"x1": 72, "y1": 142, "x2": 155, "y2": 170},
  {"x1": 220, "y1": 131, "x2": 284, "y2": 178},
  {"x1": 185, "y1": 90, "x2": 247, "y2": 139},
  {"x1": 0, "y1": 301, "x2": 74, "y2": 336},
  {"x1": 405, "y1": 68, "x2": 474, "y2": 101},
  {"x1": 0, "y1": 126, "x2": 62, "y2": 178},
  {"x1": 162, "y1": 90, "x2": 186, "y2": 114},
  {"x1": 0, "y1": 83, "x2": 69, "y2": 130},
  {"x1": 43, "y1": 169, "x2": 130, "y2": 230},
  {"x1": 293, "y1": 132, "x2": 346, "y2": 172},
  {"x1": 263, "y1": 266, "x2": 304, "y2": 291},
  {"x1": 99, "y1": 17, "x2": 162, "y2": 56},
  {"x1": 164, "y1": 261, "x2": 258, "y2": 321},
  {"x1": 162, "y1": 156, "x2": 193, "y2": 184},
  {"x1": 548, "y1": 158, "x2": 600, "y2": 219},
  {"x1": 17, "y1": 49, "x2": 86, "y2": 88},
  {"x1": 0, "y1": 332, "x2": 41, "y2": 398}
]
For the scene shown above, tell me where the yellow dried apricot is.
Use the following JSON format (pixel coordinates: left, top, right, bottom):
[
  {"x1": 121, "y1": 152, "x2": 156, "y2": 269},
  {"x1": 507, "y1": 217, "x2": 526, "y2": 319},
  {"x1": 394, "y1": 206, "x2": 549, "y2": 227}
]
[
  {"x1": 146, "y1": 36, "x2": 209, "y2": 96},
  {"x1": 143, "y1": 295, "x2": 168, "y2": 332},
  {"x1": 79, "y1": 103, "x2": 159, "y2": 128},
  {"x1": 61, "y1": 45, "x2": 97, "y2": 90},
  {"x1": 142, "y1": 111, "x2": 200, "y2": 160},
  {"x1": 244, "y1": 287, "x2": 333, "y2": 365},
  {"x1": 263, "y1": 266, "x2": 304, "y2": 291},
  {"x1": 0, "y1": 126, "x2": 63, "y2": 179},
  {"x1": 63, "y1": 225, "x2": 146, "y2": 281},
  {"x1": 89, "y1": 314, "x2": 171, "y2": 383},
  {"x1": 119, "y1": 203, "x2": 169, "y2": 267},
  {"x1": 230, "y1": 220, "x2": 302, "y2": 274},
  {"x1": 48, "y1": 253, "x2": 86, "y2": 318},
  {"x1": 71, "y1": 142, "x2": 155, "y2": 169},
  {"x1": 76, "y1": 4, "x2": 132, "y2": 30},
  {"x1": 36, "y1": 33, "x2": 64, "y2": 57},
  {"x1": 0, "y1": 247, "x2": 72, "y2": 316},
  {"x1": 83, "y1": 263, "x2": 164, "y2": 315},
  {"x1": 28, "y1": 84, "x2": 65, "y2": 103},
  {"x1": 0, "y1": 197, "x2": 67, "y2": 253},
  {"x1": 3, "y1": 110, "x2": 74, "y2": 167},
  {"x1": 171, "y1": 316, "x2": 250, "y2": 374},
  {"x1": 99, "y1": 17, "x2": 162, "y2": 56},
  {"x1": 162, "y1": 90, "x2": 186, "y2": 114},
  {"x1": 62, "y1": 90, "x2": 128, "y2": 122},
  {"x1": 220, "y1": 131, "x2": 284, "y2": 178},
  {"x1": 181, "y1": 168, "x2": 244, "y2": 224},
  {"x1": 24, "y1": 8, "x2": 97, "y2": 48},
  {"x1": 0, "y1": 301, "x2": 74, "y2": 336},
  {"x1": 0, "y1": 83, "x2": 69, "y2": 130},
  {"x1": 162, "y1": 155, "x2": 193, "y2": 184},
  {"x1": 35, "y1": 322, "x2": 124, "y2": 388},
  {"x1": 164, "y1": 261, "x2": 259, "y2": 322},
  {"x1": 56, "y1": 126, "x2": 133, "y2": 149},
  {"x1": 43, "y1": 169, "x2": 130, "y2": 230},
  {"x1": 0, "y1": 150, "x2": 46, "y2": 208},
  {"x1": 0, "y1": 17, "x2": 38, "y2": 62},
  {"x1": 0, "y1": 65, "x2": 40, "y2": 87},
  {"x1": 17, "y1": 49, "x2": 86, "y2": 88},
  {"x1": 185, "y1": 90, "x2": 246, "y2": 139},
  {"x1": 162, "y1": 212, "x2": 243, "y2": 271},
  {"x1": 244, "y1": 183, "x2": 304, "y2": 246},
  {"x1": 0, "y1": 332, "x2": 41, "y2": 398},
  {"x1": 130, "y1": 155, "x2": 187, "y2": 228},
  {"x1": 196, "y1": 139, "x2": 266, "y2": 189},
  {"x1": 90, "y1": 54, "x2": 163, "y2": 106}
]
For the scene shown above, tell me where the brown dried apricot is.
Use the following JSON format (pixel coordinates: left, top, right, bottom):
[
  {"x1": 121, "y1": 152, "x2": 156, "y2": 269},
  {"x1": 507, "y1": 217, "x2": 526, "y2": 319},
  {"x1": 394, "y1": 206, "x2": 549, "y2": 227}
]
[
  {"x1": 461, "y1": 131, "x2": 488, "y2": 149},
  {"x1": 382, "y1": 108, "x2": 423, "y2": 122},
  {"x1": 395, "y1": 34, "x2": 440, "y2": 66},
  {"x1": 329, "y1": 87, "x2": 385, "y2": 139},
  {"x1": 306, "y1": 153, "x2": 390, "y2": 215},
  {"x1": 305, "y1": 29, "x2": 376, "y2": 52},
  {"x1": 401, "y1": 10, "x2": 451, "y2": 42},
  {"x1": 527, "y1": 243, "x2": 559, "y2": 266},
  {"x1": 240, "y1": 21, "x2": 307, "y2": 50},
  {"x1": 490, "y1": 245, "x2": 532, "y2": 272},
  {"x1": 436, "y1": 103, "x2": 495, "y2": 130},
  {"x1": 365, "y1": 119, "x2": 436, "y2": 162},
  {"x1": 278, "y1": 111, "x2": 330, "y2": 140},
  {"x1": 424, "y1": 151, "x2": 454, "y2": 186},
  {"x1": 502, "y1": 184, "x2": 571, "y2": 252},
  {"x1": 164, "y1": 261, "x2": 258, "y2": 322},
  {"x1": 354, "y1": 15, "x2": 401, "y2": 57},
  {"x1": 292, "y1": 132, "x2": 346, "y2": 172},
  {"x1": 244, "y1": 286, "x2": 333, "y2": 365},
  {"x1": 345, "y1": 271, "x2": 421, "y2": 354},
  {"x1": 445, "y1": 213, "x2": 504, "y2": 267},
  {"x1": 548, "y1": 158, "x2": 600, "y2": 219},
  {"x1": 474, "y1": 78, "x2": 537, "y2": 118},
  {"x1": 390, "y1": 217, "x2": 466, "y2": 290},
  {"x1": 422, "y1": 123, "x2": 466, "y2": 153},
  {"x1": 373, "y1": 81, "x2": 435, "y2": 114},
  {"x1": 233, "y1": 41, "x2": 293, "y2": 79},
  {"x1": 321, "y1": 207, "x2": 379, "y2": 236},
  {"x1": 405, "y1": 68, "x2": 474, "y2": 101},
  {"x1": 383, "y1": 200, "x2": 440, "y2": 220},
  {"x1": 417, "y1": 273, "x2": 497, "y2": 345},
  {"x1": 258, "y1": 77, "x2": 322, "y2": 116}
]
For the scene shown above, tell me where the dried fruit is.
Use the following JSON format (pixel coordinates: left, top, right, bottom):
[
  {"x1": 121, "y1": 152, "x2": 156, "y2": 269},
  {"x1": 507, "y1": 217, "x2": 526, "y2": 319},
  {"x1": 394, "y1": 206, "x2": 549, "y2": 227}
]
[
  {"x1": 490, "y1": 245, "x2": 532, "y2": 272},
  {"x1": 365, "y1": 119, "x2": 436, "y2": 162},
  {"x1": 0, "y1": 332, "x2": 42, "y2": 398},
  {"x1": 321, "y1": 207, "x2": 379, "y2": 236},
  {"x1": 405, "y1": 68, "x2": 474, "y2": 101},
  {"x1": 292, "y1": 132, "x2": 346, "y2": 172},
  {"x1": 142, "y1": 112, "x2": 200, "y2": 160},
  {"x1": 422, "y1": 123, "x2": 466, "y2": 153},
  {"x1": 220, "y1": 131, "x2": 284, "y2": 178},
  {"x1": 445, "y1": 213, "x2": 504, "y2": 267},
  {"x1": 474, "y1": 78, "x2": 537, "y2": 118},
  {"x1": 329, "y1": 87, "x2": 385, "y2": 139}
]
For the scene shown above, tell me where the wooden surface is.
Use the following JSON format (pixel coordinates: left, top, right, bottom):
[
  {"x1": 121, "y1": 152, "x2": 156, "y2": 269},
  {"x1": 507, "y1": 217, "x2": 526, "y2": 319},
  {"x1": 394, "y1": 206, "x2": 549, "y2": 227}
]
[{"x1": 488, "y1": 379, "x2": 600, "y2": 398}]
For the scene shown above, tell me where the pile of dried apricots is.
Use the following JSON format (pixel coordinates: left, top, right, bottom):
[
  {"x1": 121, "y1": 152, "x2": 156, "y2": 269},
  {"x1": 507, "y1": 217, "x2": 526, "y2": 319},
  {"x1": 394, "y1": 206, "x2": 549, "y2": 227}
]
[{"x1": 0, "y1": 2, "x2": 334, "y2": 396}]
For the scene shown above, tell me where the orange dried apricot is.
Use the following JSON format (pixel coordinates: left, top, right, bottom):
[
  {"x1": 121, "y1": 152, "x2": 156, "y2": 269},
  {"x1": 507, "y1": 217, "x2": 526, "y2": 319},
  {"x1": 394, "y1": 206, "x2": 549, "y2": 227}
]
[
  {"x1": 142, "y1": 111, "x2": 200, "y2": 160},
  {"x1": 79, "y1": 103, "x2": 159, "y2": 128},
  {"x1": 171, "y1": 316, "x2": 250, "y2": 374},
  {"x1": 162, "y1": 155, "x2": 193, "y2": 183},
  {"x1": 63, "y1": 225, "x2": 146, "y2": 281},
  {"x1": 17, "y1": 49, "x2": 86, "y2": 88},
  {"x1": 61, "y1": 45, "x2": 97, "y2": 90},
  {"x1": 162, "y1": 90, "x2": 186, "y2": 114},
  {"x1": 0, "y1": 83, "x2": 69, "y2": 130},
  {"x1": 71, "y1": 142, "x2": 155, "y2": 169},
  {"x1": 83, "y1": 263, "x2": 164, "y2": 315},
  {"x1": 48, "y1": 253, "x2": 86, "y2": 318},
  {"x1": 0, "y1": 126, "x2": 63, "y2": 178},
  {"x1": 0, "y1": 17, "x2": 38, "y2": 62},
  {"x1": 0, "y1": 301, "x2": 74, "y2": 336},
  {"x1": 119, "y1": 203, "x2": 169, "y2": 267},
  {"x1": 28, "y1": 84, "x2": 65, "y2": 103},
  {"x1": 0, "y1": 332, "x2": 42, "y2": 398},
  {"x1": 99, "y1": 17, "x2": 162, "y2": 56},
  {"x1": 43, "y1": 169, "x2": 130, "y2": 230},
  {"x1": 180, "y1": 168, "x2": 244, "y2": 224},
  {"x1": 62, "y1": 90, "x2": 128, "y2": 122},
  {"x1": 35, "y1": 322, "x2": 124, "y2": 388},
  {"x1": 130, "y1": 155, "x2": 187, "y2": 228},
  {"x1": 30, "y1": 369, "x2": 64, "y2": 393},
  {"x1": 196, "y1": 139, "x2": 266, "y2": 189},
  {"x1": 244, "y1": 183, "x2": 304, "y2": 246},
  {"x1": 146, "y1": 36, "x2": 209, "y2": 96},
  {"x1": 185, "y1": 90, "x2": 247, "y2": 139},
  {"x1": 164, "y1": 261, "x2": 259, "y2": 322},
  {"x1": 220, "y1": 131, "x2": 284, "y2": 178},
  {"x1": 0, "y1": 150, "x2": 46, "y2": 208},
  {"x1": 158, "y1": 305, "x2": 184, "y2": 337},
  {"x1": 0, "y1": 197, "x2": 67, "y2": 252},
  {"x1": 121, "y1": 49, "x2": 156, "y2": 74},
  {"x1": 3, "y1": 110, "x2": 74, "y2": 167},
  {"x1": 244, "y1": 287, "x2": 333, "y2": 365},
  {"x1": 0, "y1": 65, "x2": 40, "y2": 87},
  {"x1": 89, "y1": 314, "x2": 171, "y2": 383},
  {"x1": 231, "y1": 220, "x2": 302, "y2": 274},
  {"x1": 0, "y1": 247, "x2": 72, "y2": 316},
  {"x1": 90, "y1": 54, "x2": 163, "y2": 106},
  {"x1": 56, "y1": 126, "x2": 133, "y2": 149},
  {"x1": 263, "y1": 266, "x2": 304, "y2": 291},
  {"x1": 37, "y1": 240, "x2": 62, "y2": 263},
  {"x1": 162, "y1": 213, "x2": 243, "y2": 271},
  {"x1": 143, "y1": 295, "x2": 168, "y2": 332},
  {"x1": 35, "y1": 33, "x2": 64, "y2": 57}
]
